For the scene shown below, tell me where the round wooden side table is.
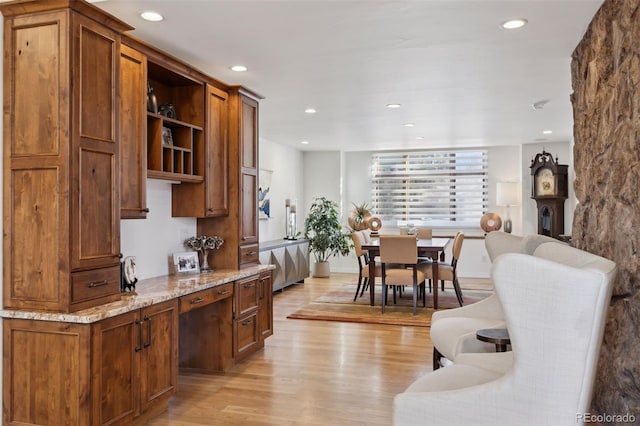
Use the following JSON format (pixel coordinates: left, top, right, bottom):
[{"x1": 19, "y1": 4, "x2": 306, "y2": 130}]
[{"x1": 476, "y1": 328, "x2": 511, "y2": 352}]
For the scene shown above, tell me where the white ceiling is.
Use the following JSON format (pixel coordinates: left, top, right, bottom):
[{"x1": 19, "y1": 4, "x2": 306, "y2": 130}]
[{"x1": 94, "y1": 0, "x2": 603, "y2": 152}]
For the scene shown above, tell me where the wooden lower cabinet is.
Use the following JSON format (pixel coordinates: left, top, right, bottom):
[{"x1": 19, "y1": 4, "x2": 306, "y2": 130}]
[
  {"x1": 3, "y1": 319, "x2": 92, "y2": 425},
  {"x1": 2, "y1": 272, "x2": 273, "y2": 425},
  {"x1": 3, "y1": 299, "x2": 178, "y2": 426},
  {"x1": 93, "y1": 299, "x2": 179, "y2": 425},
  {"x1": 258, "y1": 272, "x2": 273, "y2": 341},
  {"x1": 233, "y1": 272, "x2": 273, "y2": 361}
]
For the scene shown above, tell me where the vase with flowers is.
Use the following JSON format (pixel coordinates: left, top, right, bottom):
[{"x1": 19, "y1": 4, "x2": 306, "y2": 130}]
[{"x1": 184, "y1": 235, "x2": 224, "y2": 272}]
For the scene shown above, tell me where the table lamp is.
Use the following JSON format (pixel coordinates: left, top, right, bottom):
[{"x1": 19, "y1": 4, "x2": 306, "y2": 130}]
[{"x1": 496, "y1": 182, "x2": 520, "y2": 233}]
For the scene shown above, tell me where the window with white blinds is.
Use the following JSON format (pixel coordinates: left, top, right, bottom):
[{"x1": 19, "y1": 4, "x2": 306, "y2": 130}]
[{"x1": 371, "y1": 150, "x2": 488, "y2": 228}]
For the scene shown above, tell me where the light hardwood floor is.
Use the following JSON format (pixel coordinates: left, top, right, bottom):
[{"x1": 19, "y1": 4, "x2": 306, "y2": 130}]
[{"x1": 148, "y1": 273, "x2": 488, "y2": 426}]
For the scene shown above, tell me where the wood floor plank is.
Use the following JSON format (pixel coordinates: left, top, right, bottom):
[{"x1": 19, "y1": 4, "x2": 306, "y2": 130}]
[{"x1": 147, "y1": 273, "x2": 489, "y2": 425}]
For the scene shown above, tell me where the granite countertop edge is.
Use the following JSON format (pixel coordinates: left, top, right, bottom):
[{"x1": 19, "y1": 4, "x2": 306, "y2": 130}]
[{"x1": 0, "y1": 264, "x2": 275, "y2": 324}]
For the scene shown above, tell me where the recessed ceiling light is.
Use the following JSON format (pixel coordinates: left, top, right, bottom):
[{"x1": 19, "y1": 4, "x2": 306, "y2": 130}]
[
  {"x1": 230, "y1": 65, "x2": 248, "y2": 72},
  {"x1": 386, "y1": 103, "x2": 401, "y2": 109},
  {"x1": 305, "y1": 108, "x2": 317, "y2": 114},
  {"x1": 301, "y1": 140, "x2": 309, "y2": 145},
  {"x1": 416, "y1": 136, "x2": 424, "y2": 140},
  {"x1": 501, "y1": 19, "x2": 527, "y2": 29},
  {"x1": 140, "y1": 11, "x2": 164, "y2": 22},
  {"x1": 403, "y1": 123, "x2": 415, "y2": 127},
  {"x1": 542, "y1": 130, "x2": 553, "y2": 134}
]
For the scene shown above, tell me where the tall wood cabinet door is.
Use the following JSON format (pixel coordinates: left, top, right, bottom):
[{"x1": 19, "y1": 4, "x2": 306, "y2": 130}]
[
  {"x1": 3, "y1": 11, "x2": 71, "y2": 311},
  {"x1": 240, "y1": 95, "x2": 258, "y2": 171},
  {"x1": 91, "y1": 311, "x2": 140, "y2": 425},
  {"x1": 70, "y1": 15, "x2": 121, "y2": 271},
  {"x1": 240, "y1": 171, "x2": 258, "y2": 244},
  {"x1": 206, "y1": 84, "x2": 229, "y2": 216},
  {"x1": 120, "y1": 44, "x2": 148, "y2": 219},
  {"x1": 239, "y1": 94, "x2": 259, "y2": 245},
  {"x1": 139, "y1": 300, "x2": 179, "y2": 414}
]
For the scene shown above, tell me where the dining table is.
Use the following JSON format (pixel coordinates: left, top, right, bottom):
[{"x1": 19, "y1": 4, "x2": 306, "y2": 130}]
[{"x1": 361, "y1": 237, "x2": 451, "y2": 309}]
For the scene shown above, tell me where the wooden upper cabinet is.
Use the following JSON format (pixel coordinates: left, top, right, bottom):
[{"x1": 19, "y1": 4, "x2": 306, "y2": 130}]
[
  {"x1": 120, "y1": 43, "x2": 148, "y2": 219},
  {"x1": 172, "y1": 84, "x2": 229, "y2": 217},
  {"x1": 146, "y1": 60, "x2": 205, "y2": 182},
  {"x1": 205, "y1": 85, "x2": 230, "y2": 216},
  {"x1": 241, "y1": 95, "x2": 259, "y2": 171},
  {"x1": 237, "y1": 93, "x2": 259, "y2": 247},
  {"x1": 2, "y1": 3, "x2": 131, "y2": 312},
  {"x1": 71, "y1": 14, "x2": 121, "y2": 271}
]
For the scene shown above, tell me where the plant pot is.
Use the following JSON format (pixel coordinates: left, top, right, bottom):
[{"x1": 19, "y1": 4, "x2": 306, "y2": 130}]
[
  {"x1": 312, "y1": 261, "x2": 331, "y2": 278},
  {"x1": 348, "y1": 211, "x2": 371, "y2": 231}
]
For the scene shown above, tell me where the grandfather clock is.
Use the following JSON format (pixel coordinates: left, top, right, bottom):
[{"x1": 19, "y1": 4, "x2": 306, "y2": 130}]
[{"x1": 530, "y1": 150, "x2": 568, "y2": 239}]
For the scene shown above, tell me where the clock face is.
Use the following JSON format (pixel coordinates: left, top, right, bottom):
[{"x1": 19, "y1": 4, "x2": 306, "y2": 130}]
[{"x1": 536, "y1": 168, "x2": 555, "y2": 196}]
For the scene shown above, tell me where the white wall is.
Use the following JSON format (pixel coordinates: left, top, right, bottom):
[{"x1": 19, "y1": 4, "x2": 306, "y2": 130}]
[
  {"x1": 302, "y1": 151, "x2": 342, "y2": 217},
  {"x1": 121, "y1": 179, "x2": 196, "y2": 280},
  {"x1": 258, "y1": 138, "x2": 305, "y2": 241}
]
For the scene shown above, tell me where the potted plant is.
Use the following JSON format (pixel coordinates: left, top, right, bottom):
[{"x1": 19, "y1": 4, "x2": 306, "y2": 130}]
[{"x1": 304, "y1": 197, "x2": 351, "y2": 277}]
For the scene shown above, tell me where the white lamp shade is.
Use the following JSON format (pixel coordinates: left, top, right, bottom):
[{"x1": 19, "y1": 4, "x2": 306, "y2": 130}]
[{"x1": 496, "y1": 182, "x2": 520, "y2": 206}]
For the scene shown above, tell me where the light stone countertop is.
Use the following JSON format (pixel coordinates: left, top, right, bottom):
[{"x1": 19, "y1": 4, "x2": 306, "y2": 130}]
[{"x1": 0, "y1": 264, "x2": 275, "y2": 324}]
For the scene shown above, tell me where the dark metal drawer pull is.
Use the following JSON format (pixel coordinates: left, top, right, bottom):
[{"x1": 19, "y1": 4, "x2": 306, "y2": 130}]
[
  {"x1": 246, "y1": 251, "x2": 257, "y2": 255},
  {"x1": 190, "y1": 297, "x2": 205, "y2": 304},
  {"x1": 243, "y1": 282, "x2": 255, "y2": 288},
  {"x1": 88, "y1": 280, "x2": 109, "y2": 288},
  {"x1": 135, "y1": 319, "x2": 143, "y2": 352},
  {"x1": 241, "y1": 319, "x2": 253, "y2": 326},
  {"x1": 217, "y1": 289, "x2": 231, "y2": 295},
  {"x1": 144, "y1": 316, "x2": 152, "y2": 348}
]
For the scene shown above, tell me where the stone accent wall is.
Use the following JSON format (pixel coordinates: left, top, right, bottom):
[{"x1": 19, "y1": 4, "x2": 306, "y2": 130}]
[{"x1": 571, "y1": 0, "x2": 640, "y2": 419}]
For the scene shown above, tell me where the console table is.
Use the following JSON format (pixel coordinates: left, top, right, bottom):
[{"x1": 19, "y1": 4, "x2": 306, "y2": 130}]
[{"x1": 259, "y1": 239, "x2": 309, "y2": 291}]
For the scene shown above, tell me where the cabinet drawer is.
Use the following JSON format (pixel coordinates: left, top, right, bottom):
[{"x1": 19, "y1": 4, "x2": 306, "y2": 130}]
[
  {"x1": 235, "y1": 276, "x2": 259, "y2": 317},
  {"x1": 179, "y1": 283, "x2": 233, "y2": 314},
  {"x1": 70, "y1": 266, "x2": 121, "y2": 311},
  {"x1": 239, "y1": 244, "x2": 259, "y2": 265},
  {"x1": 233, "y1": 311, "x2": 259, "y2": 359}
]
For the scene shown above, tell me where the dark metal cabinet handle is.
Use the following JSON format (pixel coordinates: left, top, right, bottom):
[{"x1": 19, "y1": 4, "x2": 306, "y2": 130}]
[
  {"x1": 246, "y1": 251, "x2": 257, "y2": 256},
  {"x1": 88, "y1": 280, "x2": 108, "y2": 288},
  {"x1": 241, "y1": 318, "x2": 253, "y2": 326},
  {"x1": 135, "y1": 319, "x2": 143, "y2": 352},
  {"x1": 243, "y1": 282, "x2": 256, "y2": 288},
  {"x1": 142, "y1": 208, "x2": 150, "y2": 213},
  {"x1": 190, "y1": 297, "x2": 205, "y2": 304},
  {"x1": 217, "y1": 289, "x2": 231, "y2": 295},
  {"x1": 144, "y1": 316, "x2": 151, "y2": 348}
]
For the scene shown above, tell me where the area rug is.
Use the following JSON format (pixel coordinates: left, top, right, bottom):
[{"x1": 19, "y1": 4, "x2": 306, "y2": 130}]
[{"x1": 287, "y1": 284, "x2": 491, "y2": 327}]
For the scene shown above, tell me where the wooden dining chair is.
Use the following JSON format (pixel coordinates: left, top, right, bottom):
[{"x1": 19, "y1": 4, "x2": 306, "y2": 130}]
[
  {"x1": 379, "y1": 235, "x2": 430, "y2": 315},
  {"x1": 416, "y1": 228, "x2": 433, "y2": 239},
  {"x1": 351, "y1": 231, "x2": 381, "y2": 301},
  {"x1": 424, "y1": 232, "x2": 465, "y2": 306}
]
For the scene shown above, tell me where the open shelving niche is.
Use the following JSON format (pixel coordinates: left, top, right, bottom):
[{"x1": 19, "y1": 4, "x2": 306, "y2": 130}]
[{"x1": 147, "y1": 61, "x2": 204, "y2": 183}]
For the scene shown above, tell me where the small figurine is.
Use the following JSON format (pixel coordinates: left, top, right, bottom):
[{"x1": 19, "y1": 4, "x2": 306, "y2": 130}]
[{"x1": 121, "y1": 256, "x2": 138, "y2": 292}]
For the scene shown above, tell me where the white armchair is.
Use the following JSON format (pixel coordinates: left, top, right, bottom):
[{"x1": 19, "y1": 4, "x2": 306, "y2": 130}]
[
  {"x1": 394, "y1": 243, "x2": 616, "y2": 425},
  {"x1": 430, "y1": 232, "x2": 559, "y2": 368}
]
